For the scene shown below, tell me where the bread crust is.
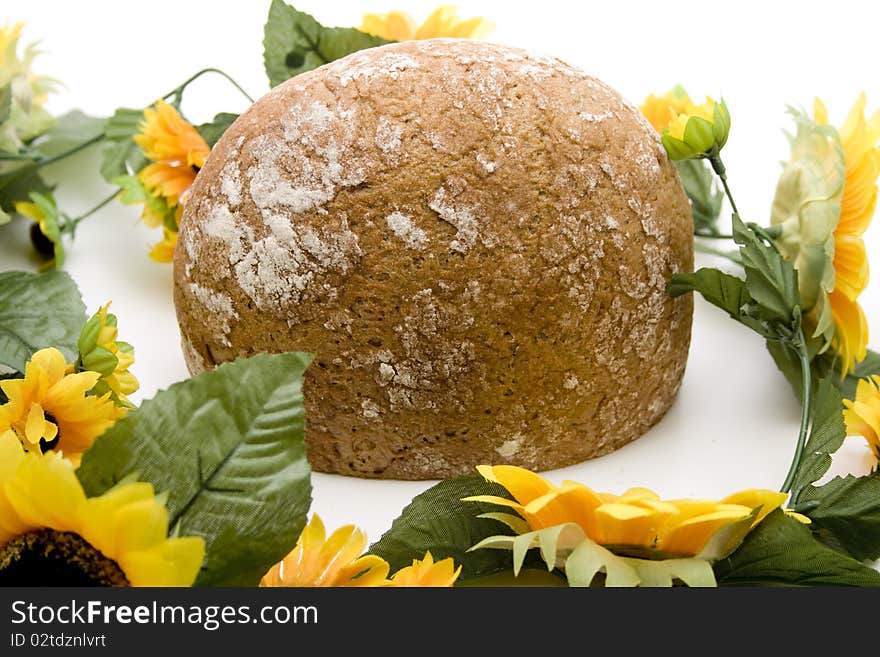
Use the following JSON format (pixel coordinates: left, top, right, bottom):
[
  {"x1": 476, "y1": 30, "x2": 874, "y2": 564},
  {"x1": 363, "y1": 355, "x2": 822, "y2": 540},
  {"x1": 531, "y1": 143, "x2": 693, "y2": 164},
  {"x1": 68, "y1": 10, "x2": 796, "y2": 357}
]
[{"x1": 173, "y1": 39, "x2": 693, "y2": 479}]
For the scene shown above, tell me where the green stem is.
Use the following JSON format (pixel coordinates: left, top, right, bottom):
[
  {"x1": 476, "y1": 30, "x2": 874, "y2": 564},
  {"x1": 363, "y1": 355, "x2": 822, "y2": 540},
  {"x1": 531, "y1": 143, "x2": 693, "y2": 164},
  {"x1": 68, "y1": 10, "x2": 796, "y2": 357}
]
[
  {"x1": 780, "y1": 326, "x2": 813, "y2": 496},
  {"x1": 66, "y1": 190, "x2": 118, "y2": 230},
  {"x1": 162, "y1": 67, "x2": 254, "y2": 105},
  {"x1": 693, "y1": 240, "x2": 743, "y2": 265},
  {"x1": 38, "y1": 133, "x2": 106, "y2": 168},
  {"x1": 709, "y1": 154, "x2": 739, "y2": 217}
]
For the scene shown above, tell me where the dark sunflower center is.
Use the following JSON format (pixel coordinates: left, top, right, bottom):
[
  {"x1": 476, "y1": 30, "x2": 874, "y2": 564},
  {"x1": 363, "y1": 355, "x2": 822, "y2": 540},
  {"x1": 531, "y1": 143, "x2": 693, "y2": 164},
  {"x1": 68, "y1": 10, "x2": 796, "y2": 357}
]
[
  {"x1": 39, "y1": 413, "x2": 60, "y2": 453},
  {"x1": 0, "y1": 529, "x2": 129, "y2": 586}
]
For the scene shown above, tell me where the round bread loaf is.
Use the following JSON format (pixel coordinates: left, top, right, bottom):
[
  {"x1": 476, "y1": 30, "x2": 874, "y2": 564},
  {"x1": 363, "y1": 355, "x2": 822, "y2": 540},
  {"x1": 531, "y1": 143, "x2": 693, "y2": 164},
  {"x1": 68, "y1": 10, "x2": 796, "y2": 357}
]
[{"x1": 173, "y1": 38, "x2": 693, "y2": 479}]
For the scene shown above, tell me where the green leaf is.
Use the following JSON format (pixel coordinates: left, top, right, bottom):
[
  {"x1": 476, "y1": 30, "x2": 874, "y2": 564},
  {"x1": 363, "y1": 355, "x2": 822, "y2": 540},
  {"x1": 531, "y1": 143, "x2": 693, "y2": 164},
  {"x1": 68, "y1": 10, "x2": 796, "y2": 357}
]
[
  {"x1": 797, "y1": 474, "x2": 880, "y2": 561},
  {"x1": 263, "y1": 0, "x2": 391, "y2": 87},
  {"x1": 789, "y1": 378, "x2": 846, "y2": 501},
  {"x1": 714, "y1": 510, "x2": 880, "y2": 586},
  {"x1": 0, "y1": 270, "x2": 86, "y2": 373},
  {"x1": 732, "y1": 215, "x2": 800, "y2": 325},
  {"x1": 368, "y1": 476, "x2": 521, "y2": 580},
  {"x1": 77, "y1": 352, "x2": 314, "y2": 586},
  {"x1": 766, "y1": 340, "x2": 806, "y2": 402},
  {"x1": 31, "y1": 110, "x2": 105, "y2": 158},
  {"x1": 674, "y1": 159, "x2": 724, "y2": 235},
  {"x1": 668, "y1": 268, "x2": 770, "y2": 337},
  {"x1": 195, "y1": 113, "x2": 238, "y2": 149},
  {"x1": 0, "y1": 85, "x2": 11, "y2": 126},
  {"x1": 99, "y1": 108, "x2": 147, "y2": 182},
  {"x1": 0, "y1": 161, "x2": 52, "y2": 216},
  {"x1": 832, "y1": 349, "x2": 880, "y2": 400}
]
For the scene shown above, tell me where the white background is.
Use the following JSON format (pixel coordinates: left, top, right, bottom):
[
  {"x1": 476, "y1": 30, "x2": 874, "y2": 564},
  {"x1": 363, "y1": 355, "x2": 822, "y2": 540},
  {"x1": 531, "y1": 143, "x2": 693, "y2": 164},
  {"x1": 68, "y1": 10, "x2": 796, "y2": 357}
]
[{"x1": 3, "y1": 0, "x2": 880, "y2": 560}]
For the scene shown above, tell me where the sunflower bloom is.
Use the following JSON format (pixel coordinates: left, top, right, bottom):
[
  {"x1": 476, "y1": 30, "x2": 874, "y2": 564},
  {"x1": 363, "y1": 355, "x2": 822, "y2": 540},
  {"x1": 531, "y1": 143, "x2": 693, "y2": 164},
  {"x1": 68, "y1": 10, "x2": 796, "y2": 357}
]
[
  {"x1": 0, "y1": 347, "x2": 126, "y2": 465},
  {"x1": 119, "y1": 100, "x2": 209, "y2": 262},
  {"x1": 640, "y1": 86, "x2": 695, "y2": 135},
  {"x1": 360, "y1": 6, "x2": 493, "y2": 41},
  {"x1": 815, "y1": 95, "x2": 880, "y2": 371},
  {"x1": 468, "y1": 465, "x2": 785, "y2": 558},
  {"x1": 77, "y1": 302, "x2": 139, "y2": 404},
  {"x1": 388, "y1": 551, "x2": 461, "y2": 587},
  {"x1": 260, "y1": 514, "x2": 390, "y2": 587},
  {"x1": 843, "y1": 374, "x2": 880, "y2": 460},
  {"x1": 0, "y1": 431, "x2": 204, "y2": 586}
]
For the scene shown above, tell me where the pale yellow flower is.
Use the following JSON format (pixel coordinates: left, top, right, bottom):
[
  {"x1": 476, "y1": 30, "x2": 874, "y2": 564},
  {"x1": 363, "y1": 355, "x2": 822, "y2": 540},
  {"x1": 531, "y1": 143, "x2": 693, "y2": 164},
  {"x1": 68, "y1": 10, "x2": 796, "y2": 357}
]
[
  {"x1": 360, "y1": 6, "x2": 493, "y2": 41},
  {"x1": 815, "y1": 95, "x2": 880, "y2": 372}
]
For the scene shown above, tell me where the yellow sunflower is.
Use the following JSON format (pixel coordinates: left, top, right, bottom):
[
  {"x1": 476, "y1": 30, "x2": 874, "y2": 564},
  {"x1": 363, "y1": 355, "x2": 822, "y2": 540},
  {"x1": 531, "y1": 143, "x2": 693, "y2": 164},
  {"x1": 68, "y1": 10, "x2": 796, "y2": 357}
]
[
  {"x1": 468, "y1": 465, "x2": 786, "y2": 558},
  {"x1": 815, "y1": 95, "x2": 880, "y2": 371},
  {"x1": 260, "y1": 514, "x2": 390, "y2": 587},
  {"x1": 640, "y1": 86, "x2": 694, "y2": 134},
  {"x1": 360, "y1": 6, "x2": 493, "y2": 41},
  {"x1": 0, "y1": 431, "x2": 204, "y2": 586},
  {"x1": 843, "y1": 374, "x2": 880, "y2": 460},
  {"x1": 120, "y1": 100, "x2": 209, "y2": 262},
  {"x1": 78, "y1": 302, "x2": 139, "y2": 404},
  {"x1": 387, "y1": 551, "x2": 461, "y2": 587},
  {"x1": 0, "y1": 347, "x2": 126, "y2": 465}
]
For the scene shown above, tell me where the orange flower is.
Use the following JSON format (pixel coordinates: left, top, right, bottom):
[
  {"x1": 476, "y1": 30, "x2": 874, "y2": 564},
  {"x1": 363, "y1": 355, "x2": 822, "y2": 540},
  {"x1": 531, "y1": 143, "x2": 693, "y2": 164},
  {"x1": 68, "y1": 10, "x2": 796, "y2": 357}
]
[
  {"x1": 260, "y1": 514, "x2": 389, "y2": 587},
  {"x1": 468, "y1": 465, "x2": 786, "y2": 557},
  {"x1": 387, "y1": 551, "x2": 461, "y2": 587},
  {"x1": 134, "y1": 100, "x2": 209, "y2": 169},
  {"x1": 119, "y1": 100, "x2": 209, "y2": 262}
]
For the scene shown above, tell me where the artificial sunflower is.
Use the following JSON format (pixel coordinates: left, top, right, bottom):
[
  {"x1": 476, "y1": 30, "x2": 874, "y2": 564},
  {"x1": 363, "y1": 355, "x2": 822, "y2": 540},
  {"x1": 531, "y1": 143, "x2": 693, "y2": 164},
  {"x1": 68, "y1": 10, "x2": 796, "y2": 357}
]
[
  {"x1": 0, "y1": 347, "x2": 126, "y2": 464},
  {"x1": 640, "y1": 86, "x2": 694, "y2": 134},
  {"x1": 815, "y1": 95, "x2": 879, "y2": 371},
  {"x1": 360, "y1": 5, "x2": 493, "y2": 41},
  {"x1": 843, "y1": 374, "x2": 880, "y2": 461},
  {"x1": 260, "y1": 514, "x2": 390, "y2": 587},
  {"x1": 119, "y1": 100, "x2": 209, "y2": 262},
  {"x1": 77, "y1": 302, "x2": 139, "y2": 404},
  {"x1": 0, "y1": 431, "x2": 204, "y2": 586},
  {"x1": 468, "y1": 465, "x2": 785, "y2": 558},
  {"x1": 387, "y1": 550, "x2": 461, "y2": 587}
]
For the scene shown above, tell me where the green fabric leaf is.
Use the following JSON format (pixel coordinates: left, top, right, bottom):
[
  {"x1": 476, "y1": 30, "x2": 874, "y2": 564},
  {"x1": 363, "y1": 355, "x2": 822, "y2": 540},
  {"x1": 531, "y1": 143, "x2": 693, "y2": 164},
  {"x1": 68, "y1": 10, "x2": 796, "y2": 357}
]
[
  {"x1": 668, "y1": 268, "x2": 769, "y2": 337},
  {"x1": 195, "y1": 112, "x2": 239, "y2": 149},
  {"x1": 766, "y1": 340, "x2": 806, "y2": 402},
  {"x1": 0, "y1": 161, "x2": 51, "y2": 216},
  {"x1": 0, "y1": 84, "x2": 11, "y2": 126},
  {"x1": 674, "y1": 159, "x2": 724, "y2": 235},
  {"x1": 789, "y1": 378, "x2": 846, "y2": 501},
  {"x1": 0, "y1": 270, "x2": 86, "y2": 373},
  {"x1": 77, "y1": 352, "x2": 314, "y2": 587},
  {"x1": 714, "y1": 510, "x2": 880, "y2": 586},
  {"x1": 31, "y1": 110, "x2": 104, "y2": 158},
  {"x1": 263, "y1": 0, "x2": 391, "y2": 87},
  {"x1": 368, "y1": 476, "x2": 520, "y2": 580},
  {"x1": 99, "y1": 108, "x2": 147, "y2": 182},
  {"x1": 457, "y1": 569, "x2": 568, "y2": 587},
  {"x1": 732, "y1": 214, "x2": 800, "y2": 325},
  {"x1": 797, "y1": 474, "x2": 880, "y2": 561},
  {"x1": 832, "y1": 349, "x2": 880, "y2": 400}
]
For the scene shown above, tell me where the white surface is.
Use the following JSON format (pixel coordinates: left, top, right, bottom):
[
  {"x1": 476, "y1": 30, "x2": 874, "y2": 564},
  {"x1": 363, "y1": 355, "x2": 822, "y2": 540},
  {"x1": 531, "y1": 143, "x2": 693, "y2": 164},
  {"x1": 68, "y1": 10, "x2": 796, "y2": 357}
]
[{"x1": 3, "y1": 0, "x2": 880, "y2": 550}]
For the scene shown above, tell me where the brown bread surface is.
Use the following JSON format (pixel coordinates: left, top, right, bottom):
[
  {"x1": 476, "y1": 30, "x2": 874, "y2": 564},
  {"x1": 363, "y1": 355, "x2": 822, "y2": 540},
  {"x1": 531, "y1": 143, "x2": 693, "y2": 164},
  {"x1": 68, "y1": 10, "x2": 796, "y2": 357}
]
[{"x1": 173, "y1": 39, "x2": 694, "y2": 479}]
